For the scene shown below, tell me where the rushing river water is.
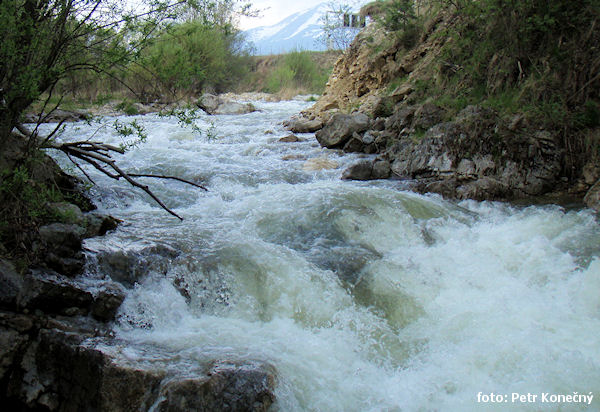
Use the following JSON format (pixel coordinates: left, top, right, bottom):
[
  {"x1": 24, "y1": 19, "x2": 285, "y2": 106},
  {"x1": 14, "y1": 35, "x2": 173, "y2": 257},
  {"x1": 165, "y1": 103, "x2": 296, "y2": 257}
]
[{"x1": 50, "y1": 99, "x2": 600, "y2": 411}]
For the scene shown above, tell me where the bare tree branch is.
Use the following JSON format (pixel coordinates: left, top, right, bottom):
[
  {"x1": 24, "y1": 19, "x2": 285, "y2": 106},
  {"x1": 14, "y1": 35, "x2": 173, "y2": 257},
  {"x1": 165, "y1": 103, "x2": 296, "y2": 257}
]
[
  {"x1": 127, "y1": 174, "x2": 208, "y2": 191},
  {"x1": 15, "y1": 124, "x2": 205, "y2": 220}
]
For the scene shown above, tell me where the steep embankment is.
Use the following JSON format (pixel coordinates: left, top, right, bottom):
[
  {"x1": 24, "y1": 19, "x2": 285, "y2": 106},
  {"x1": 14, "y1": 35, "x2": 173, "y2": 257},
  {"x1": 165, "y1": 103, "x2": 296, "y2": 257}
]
[{"x1": 297, "y1": 3, "x2": 600, "y2": 209}]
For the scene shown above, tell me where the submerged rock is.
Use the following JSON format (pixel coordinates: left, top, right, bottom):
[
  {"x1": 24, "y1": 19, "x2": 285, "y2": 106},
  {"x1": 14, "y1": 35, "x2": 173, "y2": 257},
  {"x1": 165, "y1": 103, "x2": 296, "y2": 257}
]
[
  {"x1": 278, "y1": 134, "x2": 305, "y2": 143},
  {"x1": 198, "y1": 94, "x2": 257, "y2": 115},
  {"x1": 302, "y1": 156, "x2": 339, "y2": 171}
]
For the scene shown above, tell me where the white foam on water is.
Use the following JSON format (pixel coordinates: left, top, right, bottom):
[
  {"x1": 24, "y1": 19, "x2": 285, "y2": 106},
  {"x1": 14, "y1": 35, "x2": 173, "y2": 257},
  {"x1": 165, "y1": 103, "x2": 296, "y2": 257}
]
[{"x1": 48, "y1": 100, "x2": 600, "y2": 411}]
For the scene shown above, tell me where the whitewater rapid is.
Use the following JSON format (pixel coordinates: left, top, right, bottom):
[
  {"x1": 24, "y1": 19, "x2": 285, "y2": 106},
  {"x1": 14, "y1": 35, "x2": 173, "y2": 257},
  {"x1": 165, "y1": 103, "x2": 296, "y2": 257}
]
[{"x1": 49, "y1": 99, "x2": 600, "y2": 411}]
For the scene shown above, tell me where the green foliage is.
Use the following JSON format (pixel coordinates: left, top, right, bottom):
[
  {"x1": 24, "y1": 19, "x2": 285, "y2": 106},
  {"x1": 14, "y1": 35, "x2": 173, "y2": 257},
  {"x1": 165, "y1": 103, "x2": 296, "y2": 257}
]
[
  {"x1": 0, "y1": 163, "x2": 68, "y2": 258},
  {"x1": 379, "y1": 0, "x2": 422, "y2": 49},
  {"x1": 139, "y1": 20, "x2": 252, "y2": 96},
  {"x1": 424, "y1": 0, "x2": 600, "y2": 134},
  {"x1": 266, "y1": 65, "x2": 296, "y2": 93},
  {"x1": 264, "y1": 50, "x2": 330, "y2": 94},
  {"x1": 116, "y1": 100, "x2": 139, "y2": 116},
  {"x1": 113, "y1": 120, "x2": 148, "y2": 151}
]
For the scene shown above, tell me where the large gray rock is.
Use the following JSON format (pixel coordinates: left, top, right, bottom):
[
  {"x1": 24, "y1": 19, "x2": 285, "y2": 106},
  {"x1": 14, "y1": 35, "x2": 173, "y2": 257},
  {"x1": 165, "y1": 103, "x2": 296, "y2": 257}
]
[
  {"x1": 83, "y1": 212, "x2": 119, "y2": 238},
  {"x1": 316, "y1": 112, "x2": 370, "y2": 148},
  {"x1": 92, "y1": 241, "x2": 179, "y2": 287},
  {"x1": 38, "y1": 223, "x2": 86, "y2": 276},
  {"x1": 216, "y1": 101, "x2": 257, "y2": 115},
  {"x1": 91, "y1": 282, "x2": 127, "y2": 322},
  {"x1": 17, "y1": 270, "x2": 93, "y2": 315},
  {"x1": 45, "y1": 202, "x2": 84, "y2": 225},
  {"x1": 197, "y1": 94, "x2": 221, "y2": 113},
  {"x1": 342, "y1": 159, "x2": 391, "y2": 181},
  {"x1": 284, "y1": 116, "x2": 323, "y2": 133},
  {"x1": 155, "y1": 360, "x2": 276, "y2": 412},
  {"x1": 21, "y1": 329, "x2": 167, "y2": 411},
  {"x1": 23, "y1": 109, "x2": 89, "y2": 124},
  {"x1": 342, "y1": 160, "x2": 373, "y2": 180}
]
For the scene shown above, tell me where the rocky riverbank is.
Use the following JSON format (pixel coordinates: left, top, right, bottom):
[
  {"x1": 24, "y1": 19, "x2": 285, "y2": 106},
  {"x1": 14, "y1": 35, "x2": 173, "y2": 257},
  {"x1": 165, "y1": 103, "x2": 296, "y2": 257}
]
[
  {"x1": 0, "y1": 136, "x2": 276, "y2": 410},
  {"x1": 289, "y1": 8, "x2": 600, "y2": 212}
]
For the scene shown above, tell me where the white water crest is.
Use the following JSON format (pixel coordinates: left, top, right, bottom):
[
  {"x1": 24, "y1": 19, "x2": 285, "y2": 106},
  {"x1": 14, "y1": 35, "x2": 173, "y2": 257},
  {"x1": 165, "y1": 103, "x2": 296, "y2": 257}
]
[{"x1": 49, "y1": 99, "x2": 600, "y2": 411}]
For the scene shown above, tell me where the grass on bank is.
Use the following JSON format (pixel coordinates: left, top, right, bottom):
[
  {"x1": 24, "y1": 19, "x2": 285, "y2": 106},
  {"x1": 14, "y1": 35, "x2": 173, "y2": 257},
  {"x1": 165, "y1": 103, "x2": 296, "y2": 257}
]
[{"x1": 375, "y1": 0, "x2": 600, "y2": 172}]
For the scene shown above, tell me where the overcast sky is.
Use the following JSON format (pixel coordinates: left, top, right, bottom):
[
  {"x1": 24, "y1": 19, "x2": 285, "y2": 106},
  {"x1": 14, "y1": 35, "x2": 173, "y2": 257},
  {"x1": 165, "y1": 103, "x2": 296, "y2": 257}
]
[{"x1": 239, "y1": 0, "x2": 366, "y2": 30}]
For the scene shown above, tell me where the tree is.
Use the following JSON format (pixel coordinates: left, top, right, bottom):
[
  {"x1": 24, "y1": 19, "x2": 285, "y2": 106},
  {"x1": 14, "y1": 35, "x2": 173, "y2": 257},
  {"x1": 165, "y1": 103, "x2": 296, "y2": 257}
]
[
  {"x1": 0, "y1": 0, "x2": 251, "y2": 219},
  {"x1": 317, "y1": 1, "x2": 362, "y2": 51}
]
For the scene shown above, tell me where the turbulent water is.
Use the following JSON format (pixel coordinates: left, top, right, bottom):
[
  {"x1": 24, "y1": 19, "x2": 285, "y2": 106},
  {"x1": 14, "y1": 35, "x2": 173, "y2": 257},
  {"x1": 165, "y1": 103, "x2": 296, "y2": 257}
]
[{"x1": 50, "y1": 99, "x2": 600, "y2": 411}]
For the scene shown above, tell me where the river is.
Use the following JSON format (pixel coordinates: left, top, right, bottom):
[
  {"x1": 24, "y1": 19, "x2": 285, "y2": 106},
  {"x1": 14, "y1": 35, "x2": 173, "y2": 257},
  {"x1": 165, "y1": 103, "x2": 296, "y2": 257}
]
[{"x1": 50, "y1": 98, "x2": 600, "y2": 411}]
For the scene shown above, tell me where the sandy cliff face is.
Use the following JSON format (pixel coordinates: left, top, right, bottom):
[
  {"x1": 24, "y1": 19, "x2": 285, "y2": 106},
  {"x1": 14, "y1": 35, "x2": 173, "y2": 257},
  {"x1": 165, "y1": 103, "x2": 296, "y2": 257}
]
[{"x1": 306, "y1": 12, "x2": 450, "y2": 118}]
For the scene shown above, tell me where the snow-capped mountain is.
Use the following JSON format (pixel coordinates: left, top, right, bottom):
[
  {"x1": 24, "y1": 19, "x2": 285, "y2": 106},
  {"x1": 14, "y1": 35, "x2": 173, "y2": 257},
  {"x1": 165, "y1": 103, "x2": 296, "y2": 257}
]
[{"x1": 244, "y1": 2, "x2": 366, "y2": 55}]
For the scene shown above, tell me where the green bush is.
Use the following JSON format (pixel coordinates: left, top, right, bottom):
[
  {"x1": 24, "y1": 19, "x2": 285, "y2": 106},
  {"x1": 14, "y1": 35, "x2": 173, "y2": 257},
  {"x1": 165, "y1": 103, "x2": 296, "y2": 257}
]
[
  {"x1": 379, "y1": 0, "x2": 422, "y2": 49},
  {"x1": 266, "y1": 65, "x2": 296, "y2": 93},
  {"x1": 264, "y1": 50, "x2": 330, "y2": 94},
  {"x1": 139, "y1": 21, "x2": 252, "y2": 96}
]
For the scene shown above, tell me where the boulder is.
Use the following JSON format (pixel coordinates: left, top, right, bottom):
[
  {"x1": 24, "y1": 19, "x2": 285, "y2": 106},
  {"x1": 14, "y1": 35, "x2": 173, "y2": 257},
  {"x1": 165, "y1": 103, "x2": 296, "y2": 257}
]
[
  {"x1": 342, "y1": 159, "x2": 391, "y2": 181},
  {"x1": 84, "y1": 212, "x2": 119, "y2": 238},
  {"x1": 284, "y1": 117, "x2": 323, "y2": 133},
  {"x1": 342, "y1": 160, "x2": 373, "y2": 180},
  {"x1": 17, "y1": 270, "x2": 93, "y2": 315},
  {"x1": 0, "y1": 260, "x2": 23, "y2": 310},
  {"x1": 23, "y1": 109, "x2": 89, "y2": 124},
  {"x1": 315, "y1": 112, "x2": 370, "y2": 148},
  {"x1": 197, "y1": 94, "x2": 221, "y2": 113},
  {"x1": 155, "y1": 360, "x2": 276, "y2": 412},
  {"x1": 372, "y1": 159, "x2": 392, "y2": 179},
  {"x1": 0, "y1": 324, "x2": 30, "y2": 384},
  {"x1": 45, "y1": 202, "x2": 84, "y2": 225},
  {"x1": 216, "y1": 101, "x2": 257, "y2": 115},
  {"x1": 584, "y1": 180, "x2": 600, "y2": 212},
  {"x1": 412, "y1": 103, "x2": 445, "y2": 131},
  {"x1": 3, "y1": 325, "x2": 277, "y2": 411},
  {"x1": 91, "y1": 282, "x2": 127, "y2": 322},
  {"x1": 343, "y1": 133, "x2": 365, "y2": 153},
  {"x1": 23, "y1": 329, "x2": 167, "y2": 411},
  {"x1": 39, "y1": 223, "x2": 85, "y2": 249},
  {"x1": 38, "y1": 223, "x2": 86, "y2": 276},
  {"x1": 92, "y1": 241, "x2": 179, "y2": 287}
]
